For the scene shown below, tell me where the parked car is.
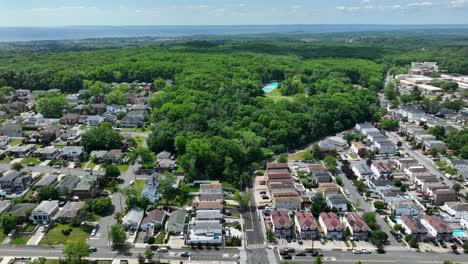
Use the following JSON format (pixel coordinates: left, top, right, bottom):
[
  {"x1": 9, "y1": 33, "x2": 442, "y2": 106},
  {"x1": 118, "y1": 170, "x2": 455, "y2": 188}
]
[
  {"x1": 53, "y1": 170, "x2": 61, "y2": 174},
  {"x1": 180, "y1": 252, "x2": 192, "y2": 257},
  {"x1": 7, "y1": 229, "x2": 16, "y2": 238},
  {"x1": 362, "y1": 249, "x2": 371, "y2": 254},
  {"x1": 282, "y1": 255, "x2": 292, "y2": 260},
  {"x1": 90, "y1": 247, "x2": 97, "y2": 252},
  {"x1": 157, "y1": 247, "x2": 169, "y2": 253},
  {"x1": 295, "y1": 252, "x2": 306, "y2": 256},
  {"x1": 352, "y1": 249, "x2": 362, "y2": 254}
]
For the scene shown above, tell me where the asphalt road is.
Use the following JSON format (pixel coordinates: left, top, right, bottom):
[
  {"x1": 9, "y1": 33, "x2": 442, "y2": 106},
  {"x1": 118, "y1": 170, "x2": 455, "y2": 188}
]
[
  {"x1": 337, "y1": 165, "x2": 402, "y2": 248},
  {"x1": 0, "y1": 245, "x2": 240, "y2": 262},
  {"x1": 385, "y1": 131, "x2": 467, "y2": 195},
  {"x1": 242, "y1": 187, "x2": 268, "y2": 264}
]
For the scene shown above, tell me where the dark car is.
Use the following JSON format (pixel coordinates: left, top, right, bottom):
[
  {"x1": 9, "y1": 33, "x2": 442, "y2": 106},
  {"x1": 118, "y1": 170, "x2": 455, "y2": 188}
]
[
  {"x1": 90, "y1": 247, "x2": 97, "y2": 252},
  {"x1": 279, "y1": 250, "x2": 289, "y2": 256},
  {"x1": 295, "y1": 252, "x2": 306, "y2": 256},
  {"x1": 282, "y1": 254, "x2": 293, "y2": 260},
  {"x1": 376, "y1": 248, "x2": 386, "y2": 254}
]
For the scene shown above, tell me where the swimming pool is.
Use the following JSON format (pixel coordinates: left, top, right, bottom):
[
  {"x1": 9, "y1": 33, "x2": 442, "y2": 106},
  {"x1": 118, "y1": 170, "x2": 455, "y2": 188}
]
[
  {"x1": 263, "y1": 82, "x2": 279, "y2": 93},
  {"x1": 452, "y1": 230, "x2": 467, "y2": 237}
]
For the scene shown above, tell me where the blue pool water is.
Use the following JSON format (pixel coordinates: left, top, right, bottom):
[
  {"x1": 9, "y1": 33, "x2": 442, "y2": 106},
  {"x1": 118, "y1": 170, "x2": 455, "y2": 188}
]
[
  {"x1": 263, "y1": 82, "x2": 279, "y2": 93},
  {"x1": 453, "y1": 230, "x2": 466, "y2": 236},
  {"x1": 213, "y1": 236, "x2": 221, "y2": 240}
]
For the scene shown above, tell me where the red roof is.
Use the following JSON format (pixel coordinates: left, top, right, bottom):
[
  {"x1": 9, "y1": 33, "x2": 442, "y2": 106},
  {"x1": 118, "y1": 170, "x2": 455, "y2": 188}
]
[
  {"x1": 423, "y1": 215, "x2": 451, "y2": 233},
  {"x1": 142, "y1": 209, "x2": 165, "y2": 225},
  {"x1": 319, "y1": 212, "x2": 343, "y2": 230},
  {"x1": 271, "y1": 209, "x2": 291, "y2": 227},
  {"x1": 295, "y1": 211, "x2": 317, "y2": 229},
  {"x1": 344, "y1": 212, "x2": 369, "y2": 232},
  {"x1": 400, "y1": 215, "x2": 426, "y2": 234},
  {"x1": 266, "y1": 163, "x2": 289, "y2": 170}
]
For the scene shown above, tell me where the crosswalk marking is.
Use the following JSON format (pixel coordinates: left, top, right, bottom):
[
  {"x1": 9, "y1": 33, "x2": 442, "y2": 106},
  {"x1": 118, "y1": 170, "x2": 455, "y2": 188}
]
[{"x1": 246, "y1": 244, "x2": 265, "y2": 249}]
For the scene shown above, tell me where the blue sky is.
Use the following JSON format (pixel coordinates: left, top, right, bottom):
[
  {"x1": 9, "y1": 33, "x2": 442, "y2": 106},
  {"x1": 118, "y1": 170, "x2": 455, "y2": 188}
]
[{"x1": 0, "y1": 0, "x2": 467, "y2": 26}]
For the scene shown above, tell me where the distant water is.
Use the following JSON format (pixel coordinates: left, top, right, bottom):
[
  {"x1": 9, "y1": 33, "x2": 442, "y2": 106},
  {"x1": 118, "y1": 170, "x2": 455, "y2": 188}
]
[{"x1": 0, "y1": 24, "x2": 467, "y2": 42}]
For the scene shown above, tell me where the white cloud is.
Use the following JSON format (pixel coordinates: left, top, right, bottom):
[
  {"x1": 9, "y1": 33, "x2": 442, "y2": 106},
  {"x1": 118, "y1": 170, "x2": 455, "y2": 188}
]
[
  {"x1": 408, "y1": 2, "x2": 433, "y2": 7},
  {"x1": 449, "y1": 0, "x2": 467, "y2": 8}
]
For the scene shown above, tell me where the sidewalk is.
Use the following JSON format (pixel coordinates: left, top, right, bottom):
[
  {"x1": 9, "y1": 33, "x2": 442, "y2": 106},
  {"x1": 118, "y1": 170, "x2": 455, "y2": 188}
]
[{"x1": 27, "y1": 229, "x2": 45, "y2": 245}]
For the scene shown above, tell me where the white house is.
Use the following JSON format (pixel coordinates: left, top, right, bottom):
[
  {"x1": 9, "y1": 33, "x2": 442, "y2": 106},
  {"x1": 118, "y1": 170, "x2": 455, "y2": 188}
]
[
  {"x1": 374, "y1": 141, "x2": 396, "y2": 155},
  {"x1": 30, "y1": 200, "x2": 59, "y2": 224},
  {"x1": 390, "y1": 199, "x2": 421, "y2": 216},
  {"x1": 441, "y1": 202, "x2": 468, "y2": 224},
  {"x1": 351, "y1": 161, "x2": 373, "y2": 180}
]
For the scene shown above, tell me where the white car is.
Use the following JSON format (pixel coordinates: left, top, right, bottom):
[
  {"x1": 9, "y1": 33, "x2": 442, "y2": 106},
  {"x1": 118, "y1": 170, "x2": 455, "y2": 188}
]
[
  {"x1": 345, "y1": 189, "x2": 350, "y2": 195},
  {"x1": 53, "y1": 170, "x2": 61, "y2": 174},
  {"x1": 352, "y1": 249, "x2": 362, "y2": 254},
  {"x1": 362, "y1": 249, "x2": 371, "y2": 254}
]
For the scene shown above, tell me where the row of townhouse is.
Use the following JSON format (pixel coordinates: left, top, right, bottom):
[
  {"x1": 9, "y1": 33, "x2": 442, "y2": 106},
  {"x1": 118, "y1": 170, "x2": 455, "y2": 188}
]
[
  {"x1": 271, "y1": 210, "x2": 370, "y2": 241},
  {"x1": 355, "y1": 123, "x2": 396, "y2": 155}
]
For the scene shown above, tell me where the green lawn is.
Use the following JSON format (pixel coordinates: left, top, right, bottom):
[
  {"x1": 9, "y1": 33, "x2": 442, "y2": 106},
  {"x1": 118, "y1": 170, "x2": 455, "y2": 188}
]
[
  {"x1": 0, "y1": 230, "x2": 6, "y2": 242},
  {"x1": 133, "y1": 179, "x2": 146, "y2": 193},
  {"x1": 155, "y1": 230, "x2": 166, "y2": 244},
  {"x1": 10, "y1": 234, "x2": 29, "y2": 245},
  {"x1": 133, "y1": 136, "x2": 146, "y2": 146},
  {"x1": 117, "y1": 164, "x2": 129, "y2": 172},
  {"x1": 187, "y1": 185, "x2": 199, "y2": 193},
  {"x1": 265, "y1": 89, "x2": 294, "y2": 102},
  {"x1": 44, "y1": 260, "x2": 59, "y2": 264},
  {"x1": 9, "y1": 139, "x2": 22, "y2": 146},
  {"x1": 288, "y1": 151, "x2": 306, "y2": 161},
  {"x1": 39, "y1": 224, "x2": 90, "y2": 245},
  {"x1": 82, "y1": 161, "x2": 96, "y2": 170},
  {"x1": 20, "y1": 157, "x2": 41, "y2": 165}
]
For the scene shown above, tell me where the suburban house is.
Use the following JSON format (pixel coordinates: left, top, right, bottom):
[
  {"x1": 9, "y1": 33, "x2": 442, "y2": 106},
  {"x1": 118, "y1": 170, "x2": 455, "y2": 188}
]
[
  {"x1": 0, "y1": 123, "x2": 22, "y2": 137},
  {"x1": 199, "y1": 193, "x2": 224, "y2": 202},
  {"x1": 404, "y1": 166, "x2": 429, "y2": 181},
  {"x1": 121, "y1": 110, "x2": 147, "y2": 127},
  {"x1": 342, "y1": 212, "x2": 370, "y2": 241},
  {"x1": 371, "y1": 161, "x2": 392, "y2": 179},
  {"x1": 60, "y1": 129, "x2": 81, "y2": 144},
  {"x1": 104, "y1": 149, "x2": 124, "y2": 163},
  {"x1": 87, "y1": 115, "x2": 104, "y2": 126},
  {"x1": 195, "y1": 210, "x2": 223, "y2": 221},
  {"x1": 319, "y1": 212, "x2": 343, "y2": 240},
  {"x1": 142, "y1": 173, "x2": 160, "y2": 203},
  {"x1": 60, "y1": 146, "x2": 84, "y2": 162},
  {"x1": 90, "y1": 150, "x2": 108, "y2": 163},
  {"x1": 424, "y1": 140, "x2": 446, "y2": 151},
  {"x1": 398, "y1": 216, "x2": 428, "y2": 242},
  {"x1": 0, "y1": 170, "x2": 32, "y2": 194},
  {"x1": 294, "y1": 211, "x2": 318, "y2": 240},
  {"x1": 272, "y1": 196, "x2": 302, "y2": 211},
  {"x1": 433, "y1": 189, "x2": 458, "y2": 206},
  {"x1": 34, "y1": 174, "x2": 58, "y2": 189},
  {"x1": 200, "y1": 182, "x2": 223, "y2": 194},
  {"x1": 8, "y1": 203, "x2": 37, "y2": 222},
  {"x1": 351, "y1": 161, "x2": 373, "y2": 181},
  {"x1": 396, "y1": 157, "x2": 418, "y2": 170},
  {"x1": 374, "y1": 141, "x2": 396, "y2": 155},
  {"x1": 193, "y1": 201, "x2": 223, "y2": 212},
  {"x1": 317, "y1": 183, "x2": 340, "y2": 195},
  {"x1": 440, "y1": 202, "x2": 468, "y2": 223},
  {"x1": 56, "y1": 201, "x2": 85, "y2": 223},
  {"x1": 122, "y1": 207, "x2": 145, "y2": 231},
  {"x1": 106, "y1": 104, "x2": 127, "y2": 114},
  {"x1": 156, "y1": 159, "x2": 176, "y2": 172},
  {"x1": 30, "y1": 200, "x2": 60, "y2": 224},
  {"x1": 351, "y1": 141, "x2": 367, "y2": 156},
  {"x1": 9, "y1": 144, "x2": 36, "y2": 158},
  {"x1": 326, "y1": 194, "x2": 348, "y2": 212},
  {"x1": 421, "y1": 215, "x2": 452, "y2": 241},
  {"x1": 90, "y1": 103, "x2": 106, "y2": 115},
  {"x1": 390, "y1": 199, "x2": 421, "y2": 216},
  {"x1": 33, "y1": 147, "x2": 60, "y2": 160},
  {"x1": 187, "y1": 220, "x2": 223, "y2": 245},
  {"x1": 55, "y1": 175, "x2": 81, "y2": 196},
  {"x1": 309, "y1": 165, "x2": 332, "y2": 184},
  {"x1": 167, "y1": 209, "x2": 186, "y2": 235},
  {"x1": 59, "y1": 113, "x2": 81, "y2": 125},
  {"x1": 141, "y1": 209, "x2": 165, "y2": 231},
  {"x1": 271, "y1": 209, "x2": 292, "y2": 238},
  {"x1": 73, "y1": 175, "x2": 99, "y2": 199}
]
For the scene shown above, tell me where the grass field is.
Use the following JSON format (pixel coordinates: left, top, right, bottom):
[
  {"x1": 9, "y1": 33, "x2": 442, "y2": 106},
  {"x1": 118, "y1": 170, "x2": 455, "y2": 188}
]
[
  {"x1": 155, "y1": 230, "x2": 166, "y2": 244},
  {"x1": 133, "y1": 136, "x2": 146, "y2": 146},
  {"x1": 10, "y1": 234, "x2": 29, "y2": 245},
  {"x1": 288, "y1": 151, "x2": 307, "y2": 161},
  {"x1": 265, "y1": 89, "x2": 294, "y2": 102},
  {"x1": 0, "y1": 156, "x2": 12, "y2": 163},
  {"x1": 9, "y1": 139, "x2": 22, "y2": 146},
  {"x1": 20, "y1": 157, "x2": 41, "y2": 165},
  {"x1": 221, "y1": 181, "x2": 238, "y2": 191},
  {"x1": 133, "y1": 179, "x2": 146, "y2": 193},
  {"x1": 117, "y1": 164, "x2": 129, "y2": 172},
  {"x1": 39, "y1": 224, "x2": 89, "y2": 245}
]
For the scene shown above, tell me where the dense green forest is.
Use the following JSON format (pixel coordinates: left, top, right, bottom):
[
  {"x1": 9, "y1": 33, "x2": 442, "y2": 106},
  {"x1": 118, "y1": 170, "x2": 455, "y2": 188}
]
[{"x1": 1, "y1": 30, "x2": 467, "y2": 186}]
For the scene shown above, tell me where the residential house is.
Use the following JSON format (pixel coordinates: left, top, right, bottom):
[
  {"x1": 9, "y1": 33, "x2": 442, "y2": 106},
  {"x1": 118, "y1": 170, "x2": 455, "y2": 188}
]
[
  {"x1": 142, "y1": 173, "x2": 160, "y2": 203},
  {"x1": 90, "y1": 103, "x2": 106, "y2": 115},
  {"x1": 396, "y1": 157, "x2": 418, "y2": 170},
  {"x1": 73, "y1": 175, "x2": 99, "y2": 199},
  {"x1": 121, "y1": 110, "x2": 147, "y2": 128},
  {"x1": 195, "y1": 210, "x2": 223, "y2": 221},
  {"x1": 89, "y1": 150, "x2": 109, "y2": 163},
  {"x1": 355, "y1": 122, "x2": 375, "y2": 132},
  {"x1": 351, "y1": 141, "x2": 367, "y2": 156},
  {"x1": 271, "y1": 209, "x2": 292, "y2": 238},
  {"x1": 380, "y1": 188, "x2": 405, "y2": 203},
  {"x1": 433, "y1": 189, "x2": 458, "y2": 206},
  {"x1": 272, "y1": 196, "x2": 302, "y2": 211},
  {"x1": 441, "y1": 202, "x2": 468, "y2": 224},
  {"x1": 351, "y1": 161, "x2": 373, "y2": 181},
  {"x1": 104, "y1": 115, "x2": 118, "y2": 126},
  {"x1": 294, "y1": 211, "x2": 318, "y2": 240},
  {"x1": 8, "y1": 203, "x2": 37, "y2": 222},
  {"x1": 59, "y1": 113, "x2": 81, "y2": 125},
  {"x1": 34, "y1": 174, "x2": 58, "y2": 189},
  {"x1": 448, "y1": 159, "x2": 468, "y2": 170},
  {"x1": 25, "y1": 113, "x2": 46, "y2": 126},
  {"x1": 87, "y1": 115, "x2": 104, "y2": 126},
  {"x1": 317, "y1": 183, "x2": 340, "y2": 195},
  {"x1": 371, "y1": 161, "x2": 392, "y2": 179},
  {"x1": 141, "y1": 209, "x2": 165, "y2": 231},
  {"x1": 9, "y1": 144, "x2": 36, "y2": 158},
  {"x1": 199, "y1": 193, "x2": 224, "y2": 202},
  {"x1": 193, "y1": 201, "x2": 223, "y2": 212},
  {"x1": 71, "y1": 105, "x2": 86, "y2": 115},
  {"x1": 60, "y1": 146, "x2": 84, "y2": 162},
  {"x1": 421, "y1": 215, "x2": 452, "y2": 241},
  {"x1": 424, "y1": 141, "x2": 446, "y2": 151},
  {"x1": 398, "y1": 216, "x2": 428, "y2": 242},
  {"x1": 55, "y1": 175, "x2": 81, "y2": 197},
  {"x1": 390, "y1": 199, "x2": 421, "y2": 216},
  {"x1": 156, "y1": 159, "x2": 176, "y2": 172},
  {"x1": 66, "y1": 95, "x2": 79, "y2": 104},
  {"x1": 56, "y1": 201, "x2": 85, "y2": 223},
  {"x1": 33, "y1": 147, "x2": 60, "y2": 160},
  {"x1": 60, "y1": 129, "x2": 81, "y2": 144},
  {"x1": 415, "y1": 134, "x2": 437, "y2": 144},
  {"x1": 8, "y1": 101, "x2": 28, "y2": 113},
  {"x1": 106, "y1": 104, "x2": 127, "y2": 114},
  {"x1": 30, "y1": 200, "x2": 59, "y2": 224},
  {"x1": 187, "y1": 220, "x2": 223, "y2": 245},
  {"x1": 200, "y1": 182, "x2": 223, "y2": 194},
  {"x1": 0, "y1": 136, "x2": 9, "y2": 146},
  {"x1": 374, "y1": 141, "x2": 396, "y2": 155},
  {"x1": 104, "y1": 149, "x2": 124, "y2": 163},
  {"x1": 368, "y1": 179, "x2": 394, "y2": 194},
  {"x1": 326, "y1": 194, "x2": 348, "y2": 212},
  {"x1": 319, "y1": 212, "x2": 343, "y2": 239},
  {"x1": 122, "y1": 207, "x2": 145, "y2": 230},
  {"x1": 342, "y1": 212, "x2": 370, "y2": 240},
  {"x1": 309, "y1": 166, "x2": 332, "y2": 184},
  {"x1": 156, "y1": 151, "x2": 171, "y2": 160},
  {"x1": 0, "y1": 123, "x2": 22, "y2": 137},
  {"x1": 0, "y1": 171, "x2": 32, "y2": 194},
  {"x1": 167, "y1": 209, "x2": 186, "y2": 235},
  {"x1": 404, "y1": 166, "x2": 429, "y2": 181}
]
